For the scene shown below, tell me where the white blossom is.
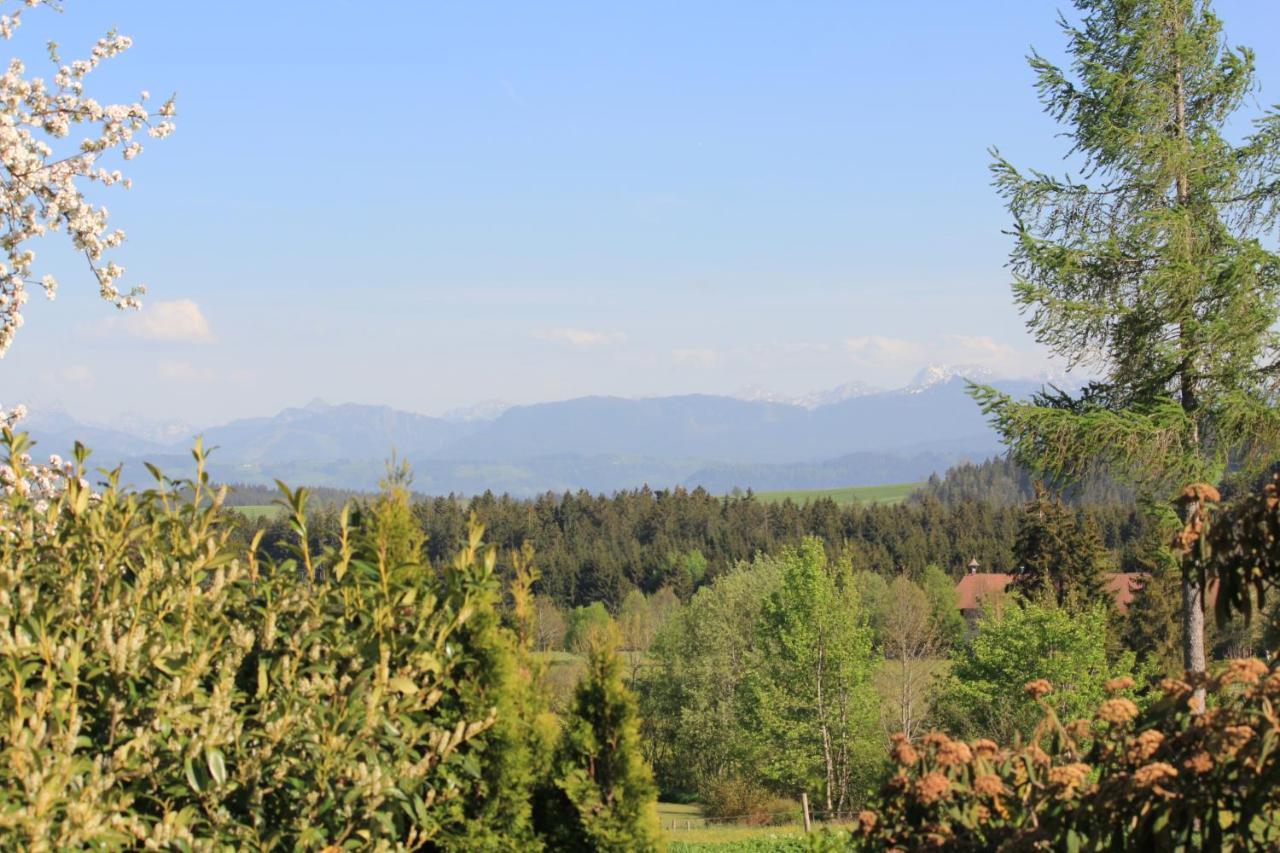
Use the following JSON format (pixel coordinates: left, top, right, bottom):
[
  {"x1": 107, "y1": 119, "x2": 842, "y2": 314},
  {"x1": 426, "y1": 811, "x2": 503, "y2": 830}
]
[{"x1": 0, "y1": 1, "x2": 175, "y2": 356}]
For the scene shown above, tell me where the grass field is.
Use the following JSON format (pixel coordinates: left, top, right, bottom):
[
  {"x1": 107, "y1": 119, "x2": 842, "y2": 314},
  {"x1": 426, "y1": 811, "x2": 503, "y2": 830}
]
[
  {"x1": 230, "y1": 505, "x2": 282, "y2": 520},
  {"x1": 753, "y1": 482, "x2": 922, "y2": 506},
  {"x1": 659, "y1": 802, "x2": 811, "y2": 851}
]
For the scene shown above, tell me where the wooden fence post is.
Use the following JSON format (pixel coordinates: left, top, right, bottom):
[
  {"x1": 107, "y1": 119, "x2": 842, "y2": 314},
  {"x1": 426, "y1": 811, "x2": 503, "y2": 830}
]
[{"x1": 801, "y1": 792, "x2": 812, "y2": 833}]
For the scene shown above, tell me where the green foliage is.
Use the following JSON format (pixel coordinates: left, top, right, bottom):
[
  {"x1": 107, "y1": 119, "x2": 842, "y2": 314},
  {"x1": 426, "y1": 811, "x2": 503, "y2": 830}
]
[
  {"x1": 536, "y1": 639, "x2": 661, "y2": 852},
  {"x1": 641, "y1": 544, "x2": 884, "y2": 813},
  {"x1": 838, "y1": 469, "x2": 1280, "y2": 850},
  {"x1": 565, "y1": 601, "x2": 615, "y2": 653},
  {"x1": 1121, "y1": 539, "x2": 1186, "y2": 677},
  {"x1": 849, "y1": 570, "x2": 889, "y2": 644},
  {"x1": 754, "y1": 482, "x2": 921, "y2": 506},
  {"x1": 748, "y1": 540, "x2": 881, "y2": 814},
  {"x1": 384, "y1": 484, "x2": 1150, "y2": 611},
  {"x1": 934, "y1": 600, "x2": 1138, "y2": 743},
  {"x1": 975, "y1": 0, "x2": 1280, "y2": 492},
  {"x1": 1011, "y1": 484, "x2": 1110, "y2": 607},
  {"x1": 0, "y1": 432, "x2": 561, "y2": 849},
  {"x1": 639, "y1": 555, "x2": 783, "y2": 798},
  {"x1": 920, "y1": 564, "x2": 965, "y2": 650}
]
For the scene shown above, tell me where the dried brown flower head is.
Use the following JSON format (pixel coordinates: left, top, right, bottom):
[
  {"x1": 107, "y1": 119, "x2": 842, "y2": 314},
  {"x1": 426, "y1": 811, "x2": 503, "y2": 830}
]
[
  {"x1": 1105, "y1": 676, "x2": 1135, "y2": 694},
  {"x1": 892, "y1": 740, "x2": 920, "y2": 767},
  {"x1": 1097, "y1": 698, "x2": 1140, "y2": 725},
  {"x1": 971, "y1": 738, "x2": 1001, "y2": 760},
  {"x1": 1132, "y1": 762, "x2": 1178, "y2": 796},
  {"x1": 973, "y1": 773, "x2": 1005, "y2": 797},
  {"x1": 916, "y1": 771, "x2": 951, "y2": 804},
  {"x1": 1047, "y1": 762, "x2": 1092, "y2": 798},
  {"x1": 1128, "y1": 729, "x2": 1164, "y2": 763},
  {"x1": 1024, "y1": 679, "x2": 1053, "y2": 700},
  {"x1": 936, "y1": 740, "x2": 973, "y2": 768}
]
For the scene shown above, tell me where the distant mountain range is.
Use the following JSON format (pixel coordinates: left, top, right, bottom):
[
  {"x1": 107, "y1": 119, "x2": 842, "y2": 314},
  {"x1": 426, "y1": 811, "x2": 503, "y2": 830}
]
[{"x1": 22, "y1": 366, "x2": 1062, "y2": 496}]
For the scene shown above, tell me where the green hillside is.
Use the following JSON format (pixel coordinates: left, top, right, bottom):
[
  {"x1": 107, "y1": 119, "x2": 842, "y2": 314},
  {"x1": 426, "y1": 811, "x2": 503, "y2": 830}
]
[{"x1": 753, "y1": 482, "x2": 921, "y2": 506}]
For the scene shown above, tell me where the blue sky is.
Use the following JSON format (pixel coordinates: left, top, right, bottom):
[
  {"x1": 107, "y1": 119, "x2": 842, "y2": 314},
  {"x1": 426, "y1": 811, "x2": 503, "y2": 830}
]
[{"x1": 5, "y1": 0, "x2": 1279, "y2": 426}]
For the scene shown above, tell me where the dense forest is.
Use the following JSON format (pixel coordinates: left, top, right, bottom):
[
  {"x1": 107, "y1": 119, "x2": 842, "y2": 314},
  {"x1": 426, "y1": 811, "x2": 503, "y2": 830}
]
[{"x1": 229, "y1": 456, "x2": 1153, "y2": 611}]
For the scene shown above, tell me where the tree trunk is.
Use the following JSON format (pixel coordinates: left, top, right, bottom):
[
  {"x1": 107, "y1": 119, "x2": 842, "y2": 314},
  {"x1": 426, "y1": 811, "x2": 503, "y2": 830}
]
[
  {"x1": 1172, "y1": 18, "x2": 1206, "y2": 707},
  {"x1": 815, "y1": 641, "x2": 835, "y2": 814},
  {"x1": 1181, "y1": 574, "x2": 1207, "y2": 709}
]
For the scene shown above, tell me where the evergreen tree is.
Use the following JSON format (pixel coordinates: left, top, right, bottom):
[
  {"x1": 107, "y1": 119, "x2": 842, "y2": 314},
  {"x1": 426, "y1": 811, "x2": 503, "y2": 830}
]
[
  {"x1": 1011, "y1": 484, "x2": 1109, "y2": 607},
  {"x1": 1120, "y1": 529, "x2": 1185, "y2": 676},
  {"x1": 973, "y1": 0, "x2": 1280, "y2": 693},
  {"x1": 536, "y1": 636, "x2": 660, "y2": 852}
]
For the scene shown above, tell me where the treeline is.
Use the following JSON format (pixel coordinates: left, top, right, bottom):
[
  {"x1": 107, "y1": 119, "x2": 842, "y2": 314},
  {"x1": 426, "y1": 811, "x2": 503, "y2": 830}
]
[
  {"x1": 911, "y1": 456, "x2": 1135, "y2": 507},
  {"x1": 230, "y1": 456, "x2": 1157, "y2": 612},
  {"x1": 222, "y1": 481, "x2": 371, "y2": 507},
  {"x1": 234, "y1": 480, "x2": 1151, "y2": 611}
]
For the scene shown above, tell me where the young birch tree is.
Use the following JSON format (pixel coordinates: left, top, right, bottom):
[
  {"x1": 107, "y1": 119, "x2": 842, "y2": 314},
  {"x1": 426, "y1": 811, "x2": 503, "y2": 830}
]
[
  {"x1": 973, "y1": 0, "x2": 1280, "y2": 704},
  {"x1": 879, "y1": 576, "x2": 942, "y2": 742},
  {"x1": 752, "y1": 539, "x2": 878, "y2": 815}
]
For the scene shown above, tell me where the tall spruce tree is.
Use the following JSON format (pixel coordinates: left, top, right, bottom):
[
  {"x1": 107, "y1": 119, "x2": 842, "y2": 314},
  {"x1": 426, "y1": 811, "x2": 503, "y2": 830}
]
[
  {"x1": 973, "y1": 0, "x2": 1280, "y2": 698},
  {"x1": 1011, "y1": 484, "x2": 1109, "y2": 607}
]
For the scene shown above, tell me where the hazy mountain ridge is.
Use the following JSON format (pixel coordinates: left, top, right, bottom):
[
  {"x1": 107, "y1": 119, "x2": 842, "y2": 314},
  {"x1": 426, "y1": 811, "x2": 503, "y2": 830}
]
[{"x1": 20, "y1": 367, "x2": 1056, "y2": 494}]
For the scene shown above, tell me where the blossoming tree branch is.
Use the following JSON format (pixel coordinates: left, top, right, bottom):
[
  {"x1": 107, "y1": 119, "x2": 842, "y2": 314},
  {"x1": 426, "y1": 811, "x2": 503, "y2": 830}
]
[{"x1": 0, "y1": 0, "x2": 174, "y2": 361}]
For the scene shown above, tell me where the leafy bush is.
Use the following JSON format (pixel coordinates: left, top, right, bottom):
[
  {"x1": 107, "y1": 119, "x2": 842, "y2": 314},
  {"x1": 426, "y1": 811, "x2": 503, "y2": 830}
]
[
  {"x1": 829, "y1": 665, "x2": 1280, "y2": 850},
  {"x1": 828, "y1": 476, "x2": 1280, "y2": 851},
  {"x1": 0, "y1": 433, "x2": 652, "y2": 849},
  {"x1": 932, "y1": 600, "x2": 1140, "y2": 743},
  {"x1": 704, "y1": 776, "x2": 774, "y2": 825}
]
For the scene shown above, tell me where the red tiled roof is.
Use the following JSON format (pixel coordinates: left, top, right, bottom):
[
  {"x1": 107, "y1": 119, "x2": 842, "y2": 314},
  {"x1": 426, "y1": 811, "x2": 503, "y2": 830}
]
[
  {"x1": 1106, "y1": 573, "x2": 1144, "y2": 611},
  {"x1": 955, "y1": 573, "x2": 1013, "y2": 611},
  {"x1": 954, "y1": 571, "x2": 1151, "y2": 613}
]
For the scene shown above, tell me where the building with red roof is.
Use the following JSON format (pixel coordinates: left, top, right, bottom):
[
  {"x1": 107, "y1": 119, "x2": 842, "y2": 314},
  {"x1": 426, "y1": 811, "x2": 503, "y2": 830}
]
[{"x1": 954, "y1": 570, "x2": 1148, "y2": 620}]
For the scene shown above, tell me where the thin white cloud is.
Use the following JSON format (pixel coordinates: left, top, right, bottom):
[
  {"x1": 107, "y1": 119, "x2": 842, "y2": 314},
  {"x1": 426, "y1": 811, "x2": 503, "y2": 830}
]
[
  {"x1": 946, "y1": 334, "x2": 1018, "y2": 359},
  {"x1": 534, "y1": 328, "x2": 626, "y2": 347},
  {"x1": 107, "y1": 299, "x2": 214, "y2": 343},
  {"x1": 843, "y1": 335, "x2": 923, "y2": 361},
  {"x1": 671, "y1": 347, "x2": 720, "y2": 368}
]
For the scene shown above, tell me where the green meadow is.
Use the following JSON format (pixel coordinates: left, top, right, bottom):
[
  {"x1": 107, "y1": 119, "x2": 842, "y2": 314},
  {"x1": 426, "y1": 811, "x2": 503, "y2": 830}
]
[{"x1": 753, "y1": 482, "x2": 921, "y2": 506}]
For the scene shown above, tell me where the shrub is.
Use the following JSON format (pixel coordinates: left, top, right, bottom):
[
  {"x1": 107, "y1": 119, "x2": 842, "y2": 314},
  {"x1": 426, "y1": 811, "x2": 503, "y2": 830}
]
[
  {"x1": 535, "y1": 637, "x2": 661, "y2": 852},
  {"x1": 831, "y1": 665, "x2": 1280, "y2": 850},
  {"x1": 703, "y1": 776, "x2": 775, "y2": 825},
  {"x1": 830, "y1": 475, "x2": 1280, "y2": 851},
  {"x1": 0, "y1": 433, "x2": 653, "y2": 849},
  {"x1": 565, "y1": 601, "x2": 615, "y2": 653}
]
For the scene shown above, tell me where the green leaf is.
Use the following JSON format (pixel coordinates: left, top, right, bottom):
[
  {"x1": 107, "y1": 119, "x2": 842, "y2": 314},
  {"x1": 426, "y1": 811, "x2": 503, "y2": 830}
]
[
  {"x1": 389, "y1": 676, "x2": 419, "y2": 695},
  {"x1": 206, "y1": 747, "x2": 226, "y2": 786},
  {"x1": 184, "y1": 757, "x2": 202, "y2": 793}
]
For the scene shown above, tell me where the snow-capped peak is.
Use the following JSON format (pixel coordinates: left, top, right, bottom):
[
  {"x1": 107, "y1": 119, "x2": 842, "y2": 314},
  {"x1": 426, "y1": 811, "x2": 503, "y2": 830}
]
[
  {"x1": 731, "y1": 381, "x2": 880, "y2": 409},
  {"x1": 905, "y1": 364, "x2": 996, "y2": 394},
  {"x1": 731, "y1": 385, "x2": 796, "y2": 405},
  {"x1": 792, "y1": 381, "x2": 880, "y2": 408}
]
